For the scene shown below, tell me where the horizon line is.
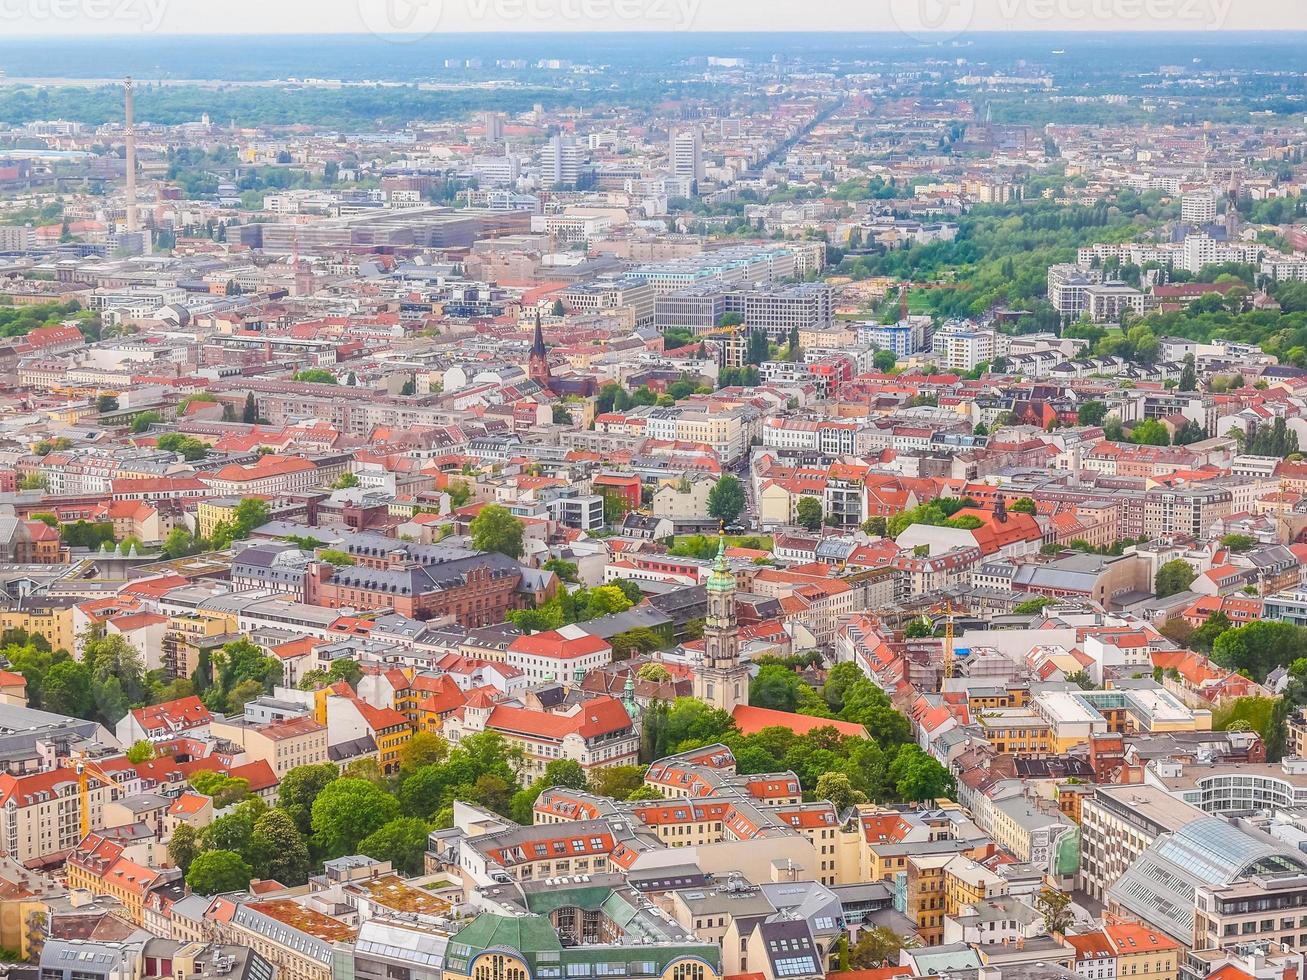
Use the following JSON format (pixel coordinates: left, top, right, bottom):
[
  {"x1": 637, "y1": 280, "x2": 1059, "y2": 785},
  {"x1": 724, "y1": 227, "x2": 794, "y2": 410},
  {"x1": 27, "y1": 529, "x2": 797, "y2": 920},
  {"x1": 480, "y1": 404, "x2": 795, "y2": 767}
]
[{"x1": 1, "y1": 28, "x2": 1306, "y2": 38}]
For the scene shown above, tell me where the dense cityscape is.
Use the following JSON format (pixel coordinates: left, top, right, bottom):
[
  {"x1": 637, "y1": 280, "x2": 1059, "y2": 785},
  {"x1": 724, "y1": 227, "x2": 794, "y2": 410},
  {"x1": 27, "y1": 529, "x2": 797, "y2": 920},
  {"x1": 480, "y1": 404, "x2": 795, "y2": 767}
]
[{"x1": 0, "y1": 19, "x2": 1306, "y2": 980}]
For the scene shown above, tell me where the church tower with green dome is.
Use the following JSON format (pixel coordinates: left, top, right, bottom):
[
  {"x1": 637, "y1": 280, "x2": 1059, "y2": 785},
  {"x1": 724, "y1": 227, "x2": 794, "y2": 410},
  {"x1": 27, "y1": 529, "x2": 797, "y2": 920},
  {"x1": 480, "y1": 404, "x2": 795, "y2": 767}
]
[{"x1": 693, "y1": 529, "x2": 748, "y2": 713}]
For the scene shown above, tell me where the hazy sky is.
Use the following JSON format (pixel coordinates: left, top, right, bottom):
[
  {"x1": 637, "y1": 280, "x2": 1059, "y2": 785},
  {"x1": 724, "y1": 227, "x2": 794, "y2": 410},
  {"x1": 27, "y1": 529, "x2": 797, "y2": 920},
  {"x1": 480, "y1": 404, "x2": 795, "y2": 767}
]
[{"x1": 1, "y1": 0, "x2": 1304, "y2": 35}]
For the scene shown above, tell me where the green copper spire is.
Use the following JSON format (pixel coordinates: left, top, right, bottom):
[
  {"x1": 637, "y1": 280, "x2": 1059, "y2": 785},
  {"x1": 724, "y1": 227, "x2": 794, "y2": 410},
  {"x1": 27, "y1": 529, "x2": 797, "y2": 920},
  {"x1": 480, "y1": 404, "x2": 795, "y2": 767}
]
[{"x1": 707, "y1": 524, "x2": 734, "y2": 593}]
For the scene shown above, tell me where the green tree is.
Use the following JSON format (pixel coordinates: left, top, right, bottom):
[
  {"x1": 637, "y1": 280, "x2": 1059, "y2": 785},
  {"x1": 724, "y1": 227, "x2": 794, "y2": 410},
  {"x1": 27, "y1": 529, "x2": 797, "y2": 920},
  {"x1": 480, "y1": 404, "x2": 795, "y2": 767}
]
[
  {"x1": 1220, "y1": 534, "x2": 1257, "y2": 553},
  {"x1": 126, "y1": 740, "x2": 155, "y2": 764},
  {"x1": 873, "y1": 349, "x2": 897, "y2": 372},
  {"x1": 903, "y1": 618, "x2": 934, "y2": 639},
  {"x1": 40, "y1": 660, "x2": 93, "y2": 718},
  {"x1": 1178, "y1": 353, "x2": 1198, "y2": 392},
  {"x1": 1212, "y1": 621, "x2": 1307, "y2": 681},
  {"x1": 317, "y1": 549, "x2": 355, "y2": 566},
  {"x1": 242, "y1": 392, "x2": 258, "y2": 423},
  {"x1": 470, "y1": 504, "x2": 525, "y2": 559},
  {"x1": 1174, "y1": 419, "x2": 1206, "y2": 445},
  {"x1": 892, "y1": 745, "x2": 954, "y2": 802},
  {"x1": 168, "y1": 822, "x2": 201, "y2": 875},
  {"x1": 233, "y1": 498, "x2": 270, "y2": 536},
  {"x1": 1013, "y1": 596, "x2": 1054, "y2": 615},
  {"x1": 541, "y1": 558, "x2": 579, "y2": 583},
  {"x1": 201, "y1": 798, "x2": 266, "y2": 857},
  {"x1": 1190, "y1": 610, "x2": 1233, "y2": 653},
  {"x1": 226, "y1": 678, "x2": 266, "y2": 714},
  {"x1": 157, "y1": 433, "x2": 209, "y2": 460},
  {"x1": 849, "y1": 927, "x2": 917, "y2": 970},
  {"x1": 359, "y1": 817, "x2": 431, "y2": 876},
  {"x1": 750, "y1": 665, "x2": 805, "y2": 712},
  {"x1": 398, "y1": 732, "x2": 448, "y2": 774},
  {"x1": 186, "y1": 850, "x2": 253, "y2": 895},
  {"x1": 162, "y1": 527, "x2": 201, "y2": 559},
  {"x1": 292, "y1": 368, "x2": 336, "y2": 384},
  {"x1": 1009, "y1": 497, "x2": 1037, "y2": 515},
  {"x1": 543, "y1": 759, "x2": 587, "y2": 790},
  {"x1": 311, "y1": 778, "x2": 400, "y2": 858},
  {"x1": 581, "y1": 585, "x2": 633, "y2": 618},
  {"x1": 814, "y1": 772, "x2": 868, "y2": 811},
  {"x1": 1155, "y1": 559, "x2": 1196, "y2": 598},
  {"x1": 1034, "y1": 887, "x2": 1073, "y2": 936},
  {"x1": 331, "y1": 472, "x2": 360, "y2": 490},
  {"x1": 795, "y1": 496, "x2": 823, "y2": 531},
  {"x1": 250, "y1": 808, "x2": 311, "y2": 885},
  {"x1": 587, "y1": 765, "x2": 648, "y2": 800},
  {"x1": 277, "y1": 763, "x2": 339, "y2": 834},
  {"x1": 707, "y1": 474, "x2": 745, "y2": 526},
  {"x1": 610, "y1": 626, "x2": 665, "y2": 661},
  {"x1": 1130, "y1": 418, "x2": 1171, "y2": 446},
  {"x1": 190, "y1": 770, "x2": 252, "y2": 808},
  {"x1": 130, "y1": 410, "x2": 161, "y2": 433}
]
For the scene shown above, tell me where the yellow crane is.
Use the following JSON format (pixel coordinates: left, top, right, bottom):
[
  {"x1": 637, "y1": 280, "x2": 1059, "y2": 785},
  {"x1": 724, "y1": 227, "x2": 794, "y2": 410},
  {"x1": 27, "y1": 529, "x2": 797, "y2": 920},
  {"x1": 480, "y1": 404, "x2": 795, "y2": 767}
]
[
  {"x1": 913, "y1": 600, "x2": 958, "y2": 684},
  {"x1": 67, "y1": 756, "x2": 125, "y2": 841},
  {"x1": 941, "y1": 601, "x2": 956, "y2": 681}
]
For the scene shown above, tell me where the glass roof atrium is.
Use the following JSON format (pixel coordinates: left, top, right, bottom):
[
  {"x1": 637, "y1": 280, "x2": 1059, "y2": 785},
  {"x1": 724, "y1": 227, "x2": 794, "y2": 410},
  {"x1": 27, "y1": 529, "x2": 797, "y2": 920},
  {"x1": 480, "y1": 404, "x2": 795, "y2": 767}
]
[{"x1": 1107, "y1": 817, "x2": 1307, "y2": 945}]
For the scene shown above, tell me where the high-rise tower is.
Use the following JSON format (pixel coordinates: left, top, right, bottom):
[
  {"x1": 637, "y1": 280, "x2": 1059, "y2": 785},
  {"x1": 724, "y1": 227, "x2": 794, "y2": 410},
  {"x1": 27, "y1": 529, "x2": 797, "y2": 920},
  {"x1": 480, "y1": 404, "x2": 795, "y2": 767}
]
[
  {"x1": 670, "y1": 126, "x2": 705, "y2": 185},
  {"x1": 693, "y1": 530, "x2": 748, "y2": 714},
  {"x1": 124, "y1": 77, "x2": 138, "y2": 234}
]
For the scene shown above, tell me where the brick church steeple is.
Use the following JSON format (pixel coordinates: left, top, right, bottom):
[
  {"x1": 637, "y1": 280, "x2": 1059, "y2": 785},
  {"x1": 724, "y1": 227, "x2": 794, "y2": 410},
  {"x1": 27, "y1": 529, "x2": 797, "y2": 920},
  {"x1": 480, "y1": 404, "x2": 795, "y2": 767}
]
[{"x1": 528, "y1": 311, "x2": 553, "y2": 391}]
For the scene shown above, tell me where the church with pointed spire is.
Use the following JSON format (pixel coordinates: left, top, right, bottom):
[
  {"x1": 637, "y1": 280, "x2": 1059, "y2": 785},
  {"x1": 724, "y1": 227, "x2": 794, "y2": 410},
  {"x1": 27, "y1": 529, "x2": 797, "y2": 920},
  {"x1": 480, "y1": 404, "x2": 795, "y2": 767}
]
[
  {"x1": 693, "y1": 529, "x2": 749, "y2": 714},
  {"x1": 528, "y1": 311, "x2": 555, "y2": 392}
]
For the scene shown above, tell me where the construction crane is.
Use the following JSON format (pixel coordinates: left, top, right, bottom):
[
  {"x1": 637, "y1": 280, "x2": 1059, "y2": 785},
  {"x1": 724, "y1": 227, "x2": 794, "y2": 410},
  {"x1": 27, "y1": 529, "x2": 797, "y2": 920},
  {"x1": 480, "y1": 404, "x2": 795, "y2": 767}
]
[
  {"x1": 941, "y1": 601, "x2": 956, "y2": 682},
  {"x1": 913, "y1": 600, "x2": 958, "y2": 685},
  {"x1": 66, "y1": 755, "x2": 125, "y2": 841}
]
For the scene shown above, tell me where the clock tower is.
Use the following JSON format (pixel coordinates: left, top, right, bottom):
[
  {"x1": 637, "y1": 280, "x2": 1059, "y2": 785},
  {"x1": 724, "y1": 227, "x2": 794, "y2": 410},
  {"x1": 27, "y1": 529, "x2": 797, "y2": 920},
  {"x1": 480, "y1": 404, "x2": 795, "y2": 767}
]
[{"x1": 694, "y1": 530, "x2": 749, "y2": 713}]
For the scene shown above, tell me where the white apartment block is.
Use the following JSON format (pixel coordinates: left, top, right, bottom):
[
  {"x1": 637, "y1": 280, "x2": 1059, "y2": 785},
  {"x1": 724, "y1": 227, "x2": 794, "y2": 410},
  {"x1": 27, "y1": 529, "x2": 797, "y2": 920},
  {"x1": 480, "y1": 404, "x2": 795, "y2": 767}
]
[{"x1": 932, "y1": 325, "x2": 997, "y2": 372}]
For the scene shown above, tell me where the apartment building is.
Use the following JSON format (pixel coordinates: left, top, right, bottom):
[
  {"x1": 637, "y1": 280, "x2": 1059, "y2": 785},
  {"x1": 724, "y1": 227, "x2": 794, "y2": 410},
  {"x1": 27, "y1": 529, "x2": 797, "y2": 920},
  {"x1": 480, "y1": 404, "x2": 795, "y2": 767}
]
[
  {"x1": 443, "y1": 695, "x2": 638, "y2": 779},
  {"x1": 561, "y1": 276, "x2": 656, "y2": 325},
  {"x1": 0, "y1": 767, "x2": 117, "y2": 865},
  {"x1": 208, "y1": 715, "x2": 329, "y2": 778},
  {"x1": 65, "y1": 833, "x2": 175, "y2": 925},
  {"x1": 1142, "y1": 485, "x2": 1234, "y2": 540},
  {"x1": 207, "y1": 897, "x2": 357, "y2": 980},
  {"x1": 932, "y1": 325, "x2": 997, "y2": 372},
  {"x1": 199, "y1": 455, "x2": 324, "y2": 496},
  {"x1": 986, "y1": 794, "x2": 1079, "y2": 877},
  {"x1": 1079, "y1": 785, "x2": 1206, "y2": 902}
]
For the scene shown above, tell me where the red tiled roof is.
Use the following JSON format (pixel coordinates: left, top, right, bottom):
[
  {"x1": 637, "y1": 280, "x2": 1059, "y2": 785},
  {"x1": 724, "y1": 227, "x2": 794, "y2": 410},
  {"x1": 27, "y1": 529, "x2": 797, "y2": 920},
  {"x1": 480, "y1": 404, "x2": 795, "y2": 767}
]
[
  {"x1": 508, "y1": 629, "x2": 610, "y2": 659},
  {"x1": 487, "y1": 697, "x2": 632, "y2": 742},
  {"x1": 130, "y1": 696, "x2": 211, "y2": 735},
  {"x1": 731, "y1": 705, "x2": 868, "y2": 739}
]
